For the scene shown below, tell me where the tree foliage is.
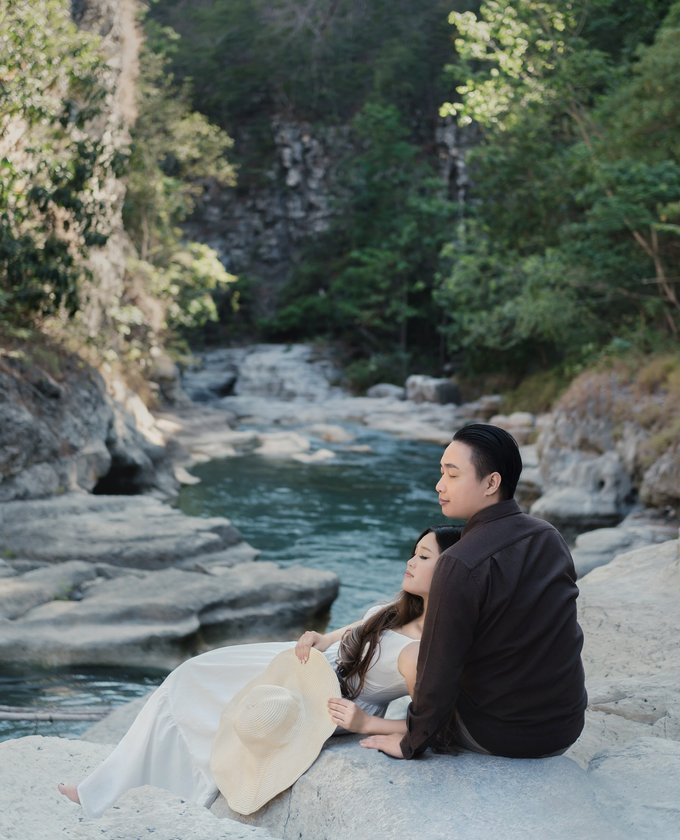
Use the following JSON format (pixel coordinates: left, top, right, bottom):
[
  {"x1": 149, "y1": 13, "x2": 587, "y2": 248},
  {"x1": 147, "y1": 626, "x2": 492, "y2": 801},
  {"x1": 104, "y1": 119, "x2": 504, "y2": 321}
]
[
  {"x1": 0, "y1": 0, "x2": 115, "y2": 322},
  {"x1": 119, "y1": 31, "x2": 237, "y2": 349},
  {"x1": 436, "y1": 0, "x2": 680, "y2": 373},
  {"x1": 265, "y1": 103, "x2": 455, "y2": 371}
]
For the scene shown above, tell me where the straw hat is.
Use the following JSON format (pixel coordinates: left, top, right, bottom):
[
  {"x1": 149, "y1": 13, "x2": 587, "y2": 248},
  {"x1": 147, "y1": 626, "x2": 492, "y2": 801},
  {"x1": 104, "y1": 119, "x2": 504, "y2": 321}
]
[{"x1": 210, "y1": 647, "x2": 341, "y2": 815}]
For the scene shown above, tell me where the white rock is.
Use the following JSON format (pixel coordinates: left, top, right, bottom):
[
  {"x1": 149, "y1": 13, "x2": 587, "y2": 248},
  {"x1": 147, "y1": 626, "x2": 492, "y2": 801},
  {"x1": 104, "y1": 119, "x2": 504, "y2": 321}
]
[
  {"x1": 489, "y1": 412, "x2": 535, "y2": 445},
  {"x1": 212, "y1": 733, "x2": 680, "y2": 839},
  {"x1": 291, "y1": 448, "x2": 336, "y2": 464},
  {"x1": 578, "y1": 538, "x2": 680, "y2": 682},
  {"x1": 0, "y1": 561, "x2": 339, "y2": 669},
  {"x1": 366, "y1": 383, "x2": 405, "y2": 399},
  {"x1": 174, "y1": 465, "x2": 201, "y2": 485},
  {"x1": 155, "y1": 406, "x2": 256, "y2": 467},
  {"x1": 531, "y1": 450, "x2": 632, "y2": 535},
  {"x1": 405, "y1": 374, "x2": 461, "y2": 404},
  {"x1": 532, "y1": 410, "x2": 634, "y2": 533},
  {"x1": 233, "y1": 345, "x2": 341, "y2": 401},
  {"x1": 0, "y1": 736, "x2": 273, "y2": 840},
  {"x1": 0, "y1": 493, "x2": 242, "y2": 569},
  {"x1": 515, "y1": 444, "x2": 543, "y2": 511},
  {"x1": 254, "y1": 432, "x2": 311, "y2": 458},
  {"x1": 303, "y1": 423, "x2": 355, "y2": 443}
]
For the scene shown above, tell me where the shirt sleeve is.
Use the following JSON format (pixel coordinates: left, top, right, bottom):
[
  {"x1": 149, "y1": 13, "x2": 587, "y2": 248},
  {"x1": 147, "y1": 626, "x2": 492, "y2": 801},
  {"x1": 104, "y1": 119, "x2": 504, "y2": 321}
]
[{"x1": 400, "y1": 554, "x2": 481, "y2": 759}]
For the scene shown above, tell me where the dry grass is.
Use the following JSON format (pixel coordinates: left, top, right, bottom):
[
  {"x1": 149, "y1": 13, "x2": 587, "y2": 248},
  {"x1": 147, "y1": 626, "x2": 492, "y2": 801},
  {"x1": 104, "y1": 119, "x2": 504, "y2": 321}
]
[{"x1": 553, "y1": 352, "x2": 680, "y2": 470}]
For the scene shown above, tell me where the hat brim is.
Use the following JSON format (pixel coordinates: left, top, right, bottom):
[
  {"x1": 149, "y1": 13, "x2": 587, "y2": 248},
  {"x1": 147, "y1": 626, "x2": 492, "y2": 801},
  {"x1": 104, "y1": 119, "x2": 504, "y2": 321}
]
[{"x1": 210, "y1": 648, "x2": 341, "y2": 815}]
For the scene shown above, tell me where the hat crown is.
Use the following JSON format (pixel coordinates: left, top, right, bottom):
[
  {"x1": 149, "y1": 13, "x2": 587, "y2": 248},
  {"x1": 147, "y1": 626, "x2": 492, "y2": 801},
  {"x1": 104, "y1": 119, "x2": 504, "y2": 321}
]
[{"x1": 233, "y1": 684, "x2": 305, "y2": 755}]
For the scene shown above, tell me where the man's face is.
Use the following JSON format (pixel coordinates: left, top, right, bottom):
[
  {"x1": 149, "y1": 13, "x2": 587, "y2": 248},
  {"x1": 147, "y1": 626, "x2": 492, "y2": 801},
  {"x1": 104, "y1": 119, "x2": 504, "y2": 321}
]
[{"x1": 436, "y1": 440, "x2": 499, "y2": 520}]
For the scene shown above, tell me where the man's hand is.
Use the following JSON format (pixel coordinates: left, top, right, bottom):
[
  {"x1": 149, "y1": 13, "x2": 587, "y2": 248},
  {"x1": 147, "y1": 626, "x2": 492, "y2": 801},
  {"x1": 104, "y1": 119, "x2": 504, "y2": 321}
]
[
  {"x1": 328, "y1": 698, "x2": 370, "y2": 733},
  {"x1": 359, "y1": 733, "x2": 405, "y2": 758},
  {"x1": 294, "y1": 631, "x2": 328, "y2": 663}
]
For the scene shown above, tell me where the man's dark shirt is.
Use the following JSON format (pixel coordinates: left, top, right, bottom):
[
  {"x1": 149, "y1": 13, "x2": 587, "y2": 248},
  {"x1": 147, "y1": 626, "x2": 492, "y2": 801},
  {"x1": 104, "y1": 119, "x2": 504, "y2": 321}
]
[{"x1": 400, "y1": 500, "x2": 587, "y2": 759}]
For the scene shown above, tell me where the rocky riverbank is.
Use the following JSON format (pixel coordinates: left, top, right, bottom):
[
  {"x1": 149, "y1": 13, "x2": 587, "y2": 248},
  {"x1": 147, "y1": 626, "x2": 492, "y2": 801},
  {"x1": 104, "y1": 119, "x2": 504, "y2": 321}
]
[
  {"x1": 0, "y1": 494, "x2": 338, "y2": 668},
  {"x1": 2, "y1": 534, "x2": 678, "y2": 839}
]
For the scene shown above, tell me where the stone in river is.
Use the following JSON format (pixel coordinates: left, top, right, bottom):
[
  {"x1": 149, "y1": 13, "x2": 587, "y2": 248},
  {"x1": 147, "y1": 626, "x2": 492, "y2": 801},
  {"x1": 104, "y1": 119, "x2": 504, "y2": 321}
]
[
  {"x1": 303, "y1": 423, "x2": 355, "y2": 443},
  {"x1": 254, "y1": 431, "x2": 311, "y2": 458},
  {"x1": 405, "y1": 374, "x2": 461, "y2": 405},
  {"x1": 0, "y1": 736, "x2": 273, "y2": 840},
  {"x1": 291, "y1": 448, "x2": 336, "y2": 464},
  {"x1": 0, "y1": 561, "x2": 339, "y2": 668},
  {"x1": 0, "y1": 493, "x2": 242, "y2": 570},
  {"x1": 366, "y1": 383, "x2": 406, "y2": 400}
]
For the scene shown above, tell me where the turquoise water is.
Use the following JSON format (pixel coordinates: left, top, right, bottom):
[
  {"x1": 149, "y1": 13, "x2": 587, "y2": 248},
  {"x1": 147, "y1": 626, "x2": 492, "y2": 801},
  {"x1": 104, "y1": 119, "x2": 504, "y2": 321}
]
[
  {"x1": 0, "y1": 665, "x2": 165, "y2": 743},
  {"x1": 1, "y1": 429, "x2": 451, "y2": 740},
  {"x1": 178, "y1": 428, "x2": 453, "y2": 629}
]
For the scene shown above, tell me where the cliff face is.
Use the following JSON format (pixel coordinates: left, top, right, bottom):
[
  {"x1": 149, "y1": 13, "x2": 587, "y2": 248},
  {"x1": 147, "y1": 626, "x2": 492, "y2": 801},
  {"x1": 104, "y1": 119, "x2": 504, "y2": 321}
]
[
  {"x1": 63, "y1": 0, "x2": 140, "y2": 342},
  {"x1": 184, "y1": 117, "x2": 473, "y2": 320},
  {"x1": 0, "y1": 1, "x2": 181, "y2": 503}
]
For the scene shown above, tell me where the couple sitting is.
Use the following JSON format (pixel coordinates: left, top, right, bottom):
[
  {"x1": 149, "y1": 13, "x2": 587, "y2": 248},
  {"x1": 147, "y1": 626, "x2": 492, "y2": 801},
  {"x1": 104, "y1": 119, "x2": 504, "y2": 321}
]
[{"x1": 59, "y1": 423, "x2": 587, "y2": 816}]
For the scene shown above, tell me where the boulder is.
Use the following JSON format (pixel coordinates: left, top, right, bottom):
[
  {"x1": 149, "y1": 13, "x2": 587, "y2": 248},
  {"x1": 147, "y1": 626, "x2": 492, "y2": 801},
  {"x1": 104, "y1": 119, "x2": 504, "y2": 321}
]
[
  {"x1": 405, "y1": 375, "x2": 461, "y2": 405},
  {"x1": 154, "y1": 406, "x2": 253, "y2": 467},
  {"x1": 564, "y1": 537, "x2": 680, "y2": 768},
  {"x1": 254, "y1": 432, "x2": 311, "y2": 458},
  {"x1": 640, "y1": 445, "x2": 680, "y2": 510},
  {"x1": 147, "y1": 351, "x2": 193, "y2": 407},
  {"x1": 366, "y1": 383, "x2": 405, "y2": 400},
  {"x1": 0, "y1": 735, "x2": 273, "y2": 840},
  {"x1": 0, "y1": 493, "x2": 242, "y2": 570},
  {"x1": 514, "y1": 444, "x2": 543, "y2": 511},
  {"x1": 571, "y1": 508, "x2": 678, "y2": 578},
  {"x1": 291, "y1": 448, "x2": 336, "y2": 464},
  {"x1": 0, "y1": 347, "x2": 178, "y2": 502},
  {"x1": 208, "y1": 536, "x2": 680, "y2": 839},
  {"x1": 489, "y1": 411, "x2": 536, "y2": 445},
  {"x1": 212, "y1": 733, "x2": 680, "y2": 839},
  {"x1": 232, "y1": 345, "x2": 341, "y2": 401},
  {"x1": 303, "y1": 423, "x2": 355, "y2": 443},
  {"x1": 531, "y1": 406, "x2": 635, "y2": 534},
  {"x1": 455, "y1": 395, "x2": 502, "y2": 421},
  {"x1": 577, "y1": 538, "x2": 680, "y2": 682},
  {"x1": 0, "y1": 561, "x2": 339, "y2": 668}
]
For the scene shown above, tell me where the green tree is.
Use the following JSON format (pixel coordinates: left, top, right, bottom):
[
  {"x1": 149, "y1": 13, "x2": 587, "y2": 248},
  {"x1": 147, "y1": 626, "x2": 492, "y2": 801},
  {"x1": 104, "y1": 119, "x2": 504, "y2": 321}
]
[
  {"x1": 267, "y1": 103, "x2": 456, "y2": 374},
  {"x1": 0, "y1": 0, "x2": 115, "y2": 322},
  {"x1": 120, "y1": 38, "x2": 237, "y2": 347},
  {"x1": 436, "y1": 0, "x2": 680, "y2": 371}
]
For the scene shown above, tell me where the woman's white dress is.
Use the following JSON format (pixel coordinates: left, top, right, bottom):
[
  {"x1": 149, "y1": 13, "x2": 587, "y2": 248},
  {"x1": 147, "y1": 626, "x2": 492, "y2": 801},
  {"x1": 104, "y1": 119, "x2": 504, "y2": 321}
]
[{"x1": 77, "y1": 610, "x2": 417, "y2": 819}]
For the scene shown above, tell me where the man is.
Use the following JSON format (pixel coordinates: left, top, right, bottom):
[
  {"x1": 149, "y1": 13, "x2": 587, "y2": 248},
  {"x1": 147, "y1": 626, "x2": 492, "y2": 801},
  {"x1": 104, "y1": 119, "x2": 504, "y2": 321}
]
[{"x1": 361, "y1": 423, "x2": 587, "y2": 759}]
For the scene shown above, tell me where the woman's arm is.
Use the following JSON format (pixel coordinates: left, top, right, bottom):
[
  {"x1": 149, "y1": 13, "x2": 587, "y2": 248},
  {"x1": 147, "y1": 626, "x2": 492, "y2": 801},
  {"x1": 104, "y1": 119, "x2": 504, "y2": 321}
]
[
  {"x1": 327, "y1": 698, "x2": 407, "y2": 736},
  {"x1": 295, "y1": 620, "x2": 361, "y2": 663}
]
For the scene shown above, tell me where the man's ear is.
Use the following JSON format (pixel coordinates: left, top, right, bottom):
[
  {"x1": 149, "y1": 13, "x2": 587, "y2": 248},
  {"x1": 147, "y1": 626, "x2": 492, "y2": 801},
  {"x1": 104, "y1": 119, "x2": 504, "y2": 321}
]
[{"x1": 484, "y1": 472, "x2": 502, "y2": 497}]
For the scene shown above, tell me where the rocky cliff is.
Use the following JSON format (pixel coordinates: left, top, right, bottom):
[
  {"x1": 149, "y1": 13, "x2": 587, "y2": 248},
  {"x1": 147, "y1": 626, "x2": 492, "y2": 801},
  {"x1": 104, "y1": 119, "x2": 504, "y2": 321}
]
[{"x1": 184, "y1": 117, "x2": 472, "y2": 320}]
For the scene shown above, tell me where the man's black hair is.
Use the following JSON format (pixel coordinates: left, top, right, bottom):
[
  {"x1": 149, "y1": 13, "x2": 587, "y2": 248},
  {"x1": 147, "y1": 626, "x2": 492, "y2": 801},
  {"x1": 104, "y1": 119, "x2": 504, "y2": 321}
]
[{"x1": 452, "y1": 423, "x2": 523, "y2": 501}]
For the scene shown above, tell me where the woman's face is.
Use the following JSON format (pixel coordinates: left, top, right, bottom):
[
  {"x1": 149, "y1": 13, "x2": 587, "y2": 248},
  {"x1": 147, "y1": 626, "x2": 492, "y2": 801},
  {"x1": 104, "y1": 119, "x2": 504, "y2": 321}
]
[{"x1": 402, "y1": 531, "x2": 441, "y2": 599}]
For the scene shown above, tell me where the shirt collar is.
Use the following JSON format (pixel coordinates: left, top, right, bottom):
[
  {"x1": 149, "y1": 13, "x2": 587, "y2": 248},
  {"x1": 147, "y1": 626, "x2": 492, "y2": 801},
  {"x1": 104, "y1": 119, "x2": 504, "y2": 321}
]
[{"x1": 461, "y1": 499, "x2": 522, "y2": 538}]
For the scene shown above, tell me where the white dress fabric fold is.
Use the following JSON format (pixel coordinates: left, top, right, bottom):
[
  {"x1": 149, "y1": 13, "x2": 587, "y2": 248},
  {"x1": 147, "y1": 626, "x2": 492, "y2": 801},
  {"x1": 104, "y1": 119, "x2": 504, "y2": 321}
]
[{"x1": 77, "y1": 616, "x2": 417, "y2": 819}]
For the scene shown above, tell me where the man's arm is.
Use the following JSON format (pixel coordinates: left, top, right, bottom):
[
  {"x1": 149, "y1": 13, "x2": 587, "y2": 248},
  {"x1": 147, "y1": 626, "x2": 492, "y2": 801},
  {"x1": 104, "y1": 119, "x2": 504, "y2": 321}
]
[{"x1": 400, "y1": 555, "x2": 481, "y2": 759}]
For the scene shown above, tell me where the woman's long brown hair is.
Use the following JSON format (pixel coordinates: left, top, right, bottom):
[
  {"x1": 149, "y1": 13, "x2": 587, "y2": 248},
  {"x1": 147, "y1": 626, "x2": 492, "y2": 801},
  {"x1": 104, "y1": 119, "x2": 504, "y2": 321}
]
[{"x1": 335, "y1": 524, "x2": 463, "y2": 700}]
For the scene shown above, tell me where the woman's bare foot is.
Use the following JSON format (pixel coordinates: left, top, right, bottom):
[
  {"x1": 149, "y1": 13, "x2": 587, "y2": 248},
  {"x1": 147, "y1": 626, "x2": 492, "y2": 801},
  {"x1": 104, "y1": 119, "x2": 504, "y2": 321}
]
[{"x1": 57, "y1": 782, "x2": 80, "y2": 805}]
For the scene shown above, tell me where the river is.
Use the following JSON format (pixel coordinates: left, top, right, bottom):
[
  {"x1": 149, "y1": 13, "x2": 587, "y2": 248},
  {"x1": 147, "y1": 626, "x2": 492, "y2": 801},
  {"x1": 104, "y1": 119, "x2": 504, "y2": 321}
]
[{"x1": 1, "y1": 429, "x2": 451, "y2": 741}]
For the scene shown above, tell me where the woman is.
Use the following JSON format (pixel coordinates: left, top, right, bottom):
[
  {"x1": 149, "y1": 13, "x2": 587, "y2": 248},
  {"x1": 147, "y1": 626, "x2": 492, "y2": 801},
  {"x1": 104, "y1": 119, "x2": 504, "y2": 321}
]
[{"x1": 59, "y1": 524, "x2": 462, "y2": 817}]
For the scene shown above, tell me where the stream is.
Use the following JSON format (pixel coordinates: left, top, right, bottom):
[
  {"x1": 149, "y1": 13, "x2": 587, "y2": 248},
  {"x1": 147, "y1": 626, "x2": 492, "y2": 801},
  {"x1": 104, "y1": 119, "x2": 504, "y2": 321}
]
[{"x1": 1, "y1": 429, "x2": 450, "y2": 741}]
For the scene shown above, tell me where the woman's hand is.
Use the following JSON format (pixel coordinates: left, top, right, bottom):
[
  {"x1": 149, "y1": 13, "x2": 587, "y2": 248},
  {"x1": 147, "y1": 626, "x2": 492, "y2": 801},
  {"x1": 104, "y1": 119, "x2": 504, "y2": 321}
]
[
  {"x1": 295, "y1": 631, "x2": 328, "y2": 663},
  {"x1": 327, "y1": 698, "x2": 370, "y2": 733},
  {"x1": 359, "y1": 733, "x2": 405, "y2": 759}
]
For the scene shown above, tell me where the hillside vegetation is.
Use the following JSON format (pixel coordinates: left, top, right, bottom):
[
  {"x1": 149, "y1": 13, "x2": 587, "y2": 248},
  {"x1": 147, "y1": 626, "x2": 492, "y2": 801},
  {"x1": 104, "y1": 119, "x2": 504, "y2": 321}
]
[
  {"x1": 2, "y1": 0, "x2": 679, "y2": 403},
  {"x1": 148, "y1": 0, "x2": 680, "y2": 391}
]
